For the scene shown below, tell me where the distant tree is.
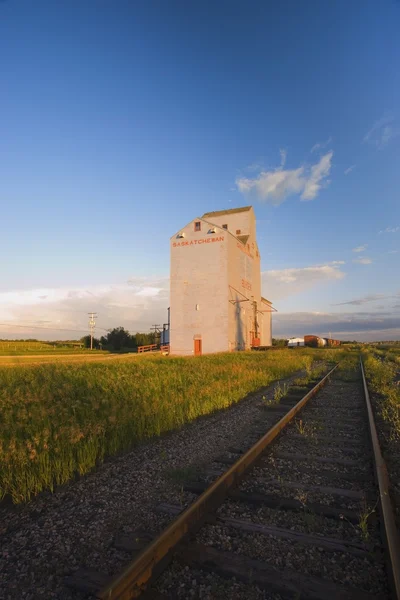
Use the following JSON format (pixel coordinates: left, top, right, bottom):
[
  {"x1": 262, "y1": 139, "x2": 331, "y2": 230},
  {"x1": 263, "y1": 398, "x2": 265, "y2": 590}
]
[
  {"x1": 99, "y1": 328, "x2": 158, "y2": 351},
  {"x1": 272, "y1": 338, "x2": 288, "y2": 347},
  {"x1": 102, "y1": 327, "x2": 132, "y2": 351},
  {"x1": 135, "y1": 332, "x2": 156, "y2": 347},
  {"x1": 80, "y1": 335, "x2": 100, "y2": 349}
]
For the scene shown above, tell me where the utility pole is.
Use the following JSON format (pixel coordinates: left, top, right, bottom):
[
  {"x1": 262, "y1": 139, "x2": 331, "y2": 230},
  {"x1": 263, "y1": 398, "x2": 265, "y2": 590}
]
[
  {"x1": 88, "y1": 312, "x2": 97, "y2": 350},
  {"x1": 150, "y1": 324, "x2": 162, "y2": 346}
]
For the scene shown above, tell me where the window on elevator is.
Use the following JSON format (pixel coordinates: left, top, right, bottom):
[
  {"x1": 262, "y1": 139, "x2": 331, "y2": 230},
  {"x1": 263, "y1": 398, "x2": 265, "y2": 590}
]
[{"x1": 194, "y1": 221, "x2": 201, "y2": 232}]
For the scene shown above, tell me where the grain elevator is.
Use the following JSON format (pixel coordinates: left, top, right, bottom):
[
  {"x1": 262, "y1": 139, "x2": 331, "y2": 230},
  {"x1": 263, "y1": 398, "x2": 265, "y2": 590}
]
[{"x1": 170, "y1": 206, "x2": 273, "y2": 355}]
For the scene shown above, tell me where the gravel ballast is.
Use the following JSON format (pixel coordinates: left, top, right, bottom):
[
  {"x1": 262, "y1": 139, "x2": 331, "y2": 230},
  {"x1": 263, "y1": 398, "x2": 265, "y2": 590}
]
[{"x1": 154, "y1": 369, "x2": 389, "y2": 598}]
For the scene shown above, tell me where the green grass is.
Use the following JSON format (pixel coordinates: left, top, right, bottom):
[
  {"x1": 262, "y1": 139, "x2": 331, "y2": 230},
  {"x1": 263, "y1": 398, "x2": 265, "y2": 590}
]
[
  {"x1": 1, "y1": 348, "x2": 330, "y2": 503},
  {"x1": 0, "y1": 341, "x2": 108, "y2": 356},
  {"x1": 362, "y1": 348, "x2": 400, "y2": 442}
]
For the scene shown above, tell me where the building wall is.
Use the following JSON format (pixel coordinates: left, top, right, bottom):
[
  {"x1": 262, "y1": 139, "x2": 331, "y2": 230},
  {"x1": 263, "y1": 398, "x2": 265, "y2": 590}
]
[
  {"x1": 227, "y1": 234, "x2": 252, "y2": 350},
  {"x1": 260, "y1": 299, "x2": 272, "y2": 346},
  {"x1": 170, "y1": 221, "x2": 228, "y2": 355},
  {"x1": 226, "y1": 225, "x2": 263, "y2": 350},
  {"x1": 204, "y1": 210, "x2": 254, "y2": 240}
]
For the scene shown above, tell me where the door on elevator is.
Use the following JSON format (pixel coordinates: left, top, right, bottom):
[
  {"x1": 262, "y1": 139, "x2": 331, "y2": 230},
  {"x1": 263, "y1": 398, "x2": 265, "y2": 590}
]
[{"x1": 194, "y1": 339, "x2": 202, "y2": 356}]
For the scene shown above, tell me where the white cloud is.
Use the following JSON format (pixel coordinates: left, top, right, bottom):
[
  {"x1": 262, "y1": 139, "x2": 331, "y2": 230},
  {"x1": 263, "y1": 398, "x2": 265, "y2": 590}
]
[
  {"x1": 311, "y1": 136, "x2": 332, "y2": 153},
  {"x1": 364, "y1": 114, "x2": 400, "y2": 149},
  {"x1": 302, "y1": 152, "x2": 333, "y2": 200},
  {"x1": 329, "y1": 260, "x2": 346, "y2": 265},
  {"x1": 236, "y1": 151, "x2": 333, "y2": 206},
  {"x1": 262, "y1": 263, "x2": 345, "y2": 300},
  {"x1": 0, "y1": 278, "x2": 169, "y2": 339},
  {"x1": 344, "y1": 165, "x2": 356, "y2": 175},
  {"x1": 379, "y1": 226, "x2": 399, "y2": 234},
  {"x1": 352, "y1": 245, "x2": 367, "y2": 253},
  {"x1": 353, "y1": 257, "x2": 372, "y2": 264}
]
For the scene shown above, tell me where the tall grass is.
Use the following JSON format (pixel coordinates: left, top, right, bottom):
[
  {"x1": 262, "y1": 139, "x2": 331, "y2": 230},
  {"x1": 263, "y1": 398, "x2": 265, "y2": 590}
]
[
  {"x1": 363, "y1": 350, "x2": 400, "y2": 442},
  {"x1": 0, "y1": 349, "x2": 324, "y2": 503}
]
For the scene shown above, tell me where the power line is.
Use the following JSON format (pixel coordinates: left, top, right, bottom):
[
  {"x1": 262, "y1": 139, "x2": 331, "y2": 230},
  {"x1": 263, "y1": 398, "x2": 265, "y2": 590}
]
[
  {"x1": 0, "y1": 323, "x2": 89, "y2": 333},
  {"x1": 0, "y1": 322, "x2": 109, "y2": 334},
  {"x1": 0, "y1": 322, "x2": 148, "y2": 336}
]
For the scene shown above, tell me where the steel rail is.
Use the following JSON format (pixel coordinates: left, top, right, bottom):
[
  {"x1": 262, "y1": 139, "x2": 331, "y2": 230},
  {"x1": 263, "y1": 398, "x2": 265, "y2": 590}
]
[
  {"x1": 97, "y1": 363, "x2": 338, "y2": 600},
  {"x1": 360, "y1": 357, "x2": 400, "y2": 599}
]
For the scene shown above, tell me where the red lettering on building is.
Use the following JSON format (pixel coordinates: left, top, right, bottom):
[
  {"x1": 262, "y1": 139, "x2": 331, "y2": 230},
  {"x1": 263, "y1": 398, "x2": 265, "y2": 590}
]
[{"x1": 172, "y1": 236, "x2": 224, "y2": 247}]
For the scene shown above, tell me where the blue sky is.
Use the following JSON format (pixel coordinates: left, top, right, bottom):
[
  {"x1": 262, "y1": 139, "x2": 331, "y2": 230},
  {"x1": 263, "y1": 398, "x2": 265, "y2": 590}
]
[{"x1": 1, "y1": 0, "x2": 399, "y2": 341}]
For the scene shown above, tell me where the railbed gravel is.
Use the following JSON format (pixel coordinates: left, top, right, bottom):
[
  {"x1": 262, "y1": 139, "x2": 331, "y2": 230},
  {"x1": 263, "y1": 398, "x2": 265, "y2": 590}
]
[
  {"x1": 156, "y1": 561, "x2": 283, "y2": 599},
  {"x1": 238, "y1": 474, "x2": 368, "y2": 512},
  {"x1": 257, "y1": 457, "x2": 372, "y2": 492},
  {"x1": 193, "y1": 372, "x2": 387, "y2": 594},
  {"x1": 0, "y1": 367, "x2": 312, "y2": 599},
  {"x1": 195, "y1": 523, "x2": 386, "y2": 594},
  {"x1": 215, "y1": 499, "x2": 378, "y2": 544}
]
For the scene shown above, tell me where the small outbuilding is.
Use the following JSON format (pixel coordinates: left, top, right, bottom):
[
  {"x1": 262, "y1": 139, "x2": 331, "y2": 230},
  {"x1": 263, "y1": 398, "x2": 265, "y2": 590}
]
[{"x1": 287, "y1": 337, "x2": 305, "y2": 347}]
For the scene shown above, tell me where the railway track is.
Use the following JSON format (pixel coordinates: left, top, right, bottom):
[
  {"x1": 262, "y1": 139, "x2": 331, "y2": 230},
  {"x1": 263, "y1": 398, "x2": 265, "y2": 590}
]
[{"x1": 67, "y1": 358, "x2": 400, "y2": 600}]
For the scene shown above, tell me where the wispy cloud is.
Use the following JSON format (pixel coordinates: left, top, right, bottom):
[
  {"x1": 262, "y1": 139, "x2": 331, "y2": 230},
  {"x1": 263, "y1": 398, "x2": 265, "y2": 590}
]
[
  {"x1": 311, "y1": 136, "x2": 332, "y2": 153},
  {"x1": 344, "y1": 165, "x2": 356, "y2": 175},
  {"x1": 379, "y1": 226, "x2": 399, "y2": 234},
  {"x1": 332, "y1": 293, "x2": 394, "y2": 306},
  {"x1": 388, "y1": 250, "x2": 398, "y2": 254},
  {"x1": 245, "y1": 161, "x2": 264, "y2": 173},
  {"x1": 352, "y1": 245, "x2": 367, "y2": 253},
  {"x1": 364, "y1": 113, "x2": 400, "y2": 149},
  {"x1": 353, "y1": 257, "x2": 372, "y2": 265},
  {"x1": 236, "y1": 150, "x2": 333, "y2": 206},
  {"x1": 262, "y1": 263, "x2": 345, "y2": 300}
]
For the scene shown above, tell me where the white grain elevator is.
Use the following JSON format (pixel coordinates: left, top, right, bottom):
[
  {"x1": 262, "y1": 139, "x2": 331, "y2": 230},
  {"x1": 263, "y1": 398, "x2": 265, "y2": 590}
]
[{"x1": 170, "y1": 206, "x2": 273, "y2": 356}]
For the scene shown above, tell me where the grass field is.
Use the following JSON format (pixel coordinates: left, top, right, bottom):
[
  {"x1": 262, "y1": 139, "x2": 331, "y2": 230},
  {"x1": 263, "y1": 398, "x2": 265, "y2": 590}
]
[
  {"x1": 0, "y1": 348, "x2": 341, "y2": 503},
  {"x1": 363, "y1": 346, "x2": 400, "y2": 442},
  {"x1": 0, "y1": 341, "x2": 108, "y2": 356},
  {"x1": 0, "y1": 352, "x2": 126, "y2": 367}
]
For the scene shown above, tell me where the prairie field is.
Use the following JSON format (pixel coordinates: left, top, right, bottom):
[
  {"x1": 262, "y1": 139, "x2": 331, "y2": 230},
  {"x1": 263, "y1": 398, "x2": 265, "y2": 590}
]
[
  {"x1": 0, "y1": 340, "x2": 109, "y2": 357},
  {"x1": 0, "y1": 348, "x2": 338, "y2": 503},
  {"x1": 0, "y1": 352, "x2": 123, "y2": 367},
  {"x1": 363, "y1": 346, "x2": 400, "y2": 440}
]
